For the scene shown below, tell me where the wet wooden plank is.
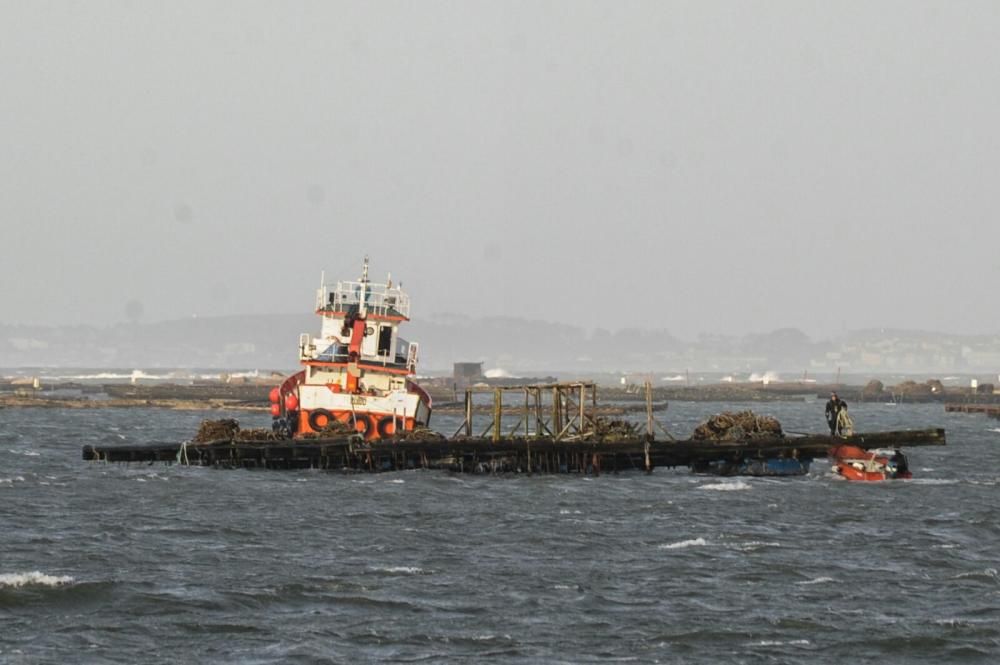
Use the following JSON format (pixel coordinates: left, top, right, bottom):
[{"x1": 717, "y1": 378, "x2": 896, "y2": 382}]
[{"x1": 81, "y1": 428, "x2": 945, "y2": 472}]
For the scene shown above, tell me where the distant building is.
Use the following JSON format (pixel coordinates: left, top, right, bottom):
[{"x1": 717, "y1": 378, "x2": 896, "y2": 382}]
[{"x1": 453, "y1": 362, "x2": 484, "y2": 386}]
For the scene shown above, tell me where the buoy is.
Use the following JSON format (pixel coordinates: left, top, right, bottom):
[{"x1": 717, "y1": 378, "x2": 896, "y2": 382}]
[
  {"x1": 270, "y1": 403, "x2": 281, "y2": 417},
  {"x1": 284, "y1": 393, "x2": 299, "y2": 411},
  {"x1": 268, "y1": 388, "x2": 280, "y2": 403}
]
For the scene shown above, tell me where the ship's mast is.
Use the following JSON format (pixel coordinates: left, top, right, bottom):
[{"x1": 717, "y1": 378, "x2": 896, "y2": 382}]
[{"x1": 359, "y1": 255, "x2": 370, "y2": 317}]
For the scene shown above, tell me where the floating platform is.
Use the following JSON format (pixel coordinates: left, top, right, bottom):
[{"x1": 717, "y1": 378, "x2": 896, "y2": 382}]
[
  {"x1": 944, "y1": 403, "x2": 1000, "y2": 418},
  {"x1": 82, "y1": 428, "x2": 946, "y2": 474}
]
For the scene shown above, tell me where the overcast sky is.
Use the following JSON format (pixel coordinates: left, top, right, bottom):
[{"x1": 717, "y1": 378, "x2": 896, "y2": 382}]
[{"x1": 2, "y1": 1, "x2": 998, "y2": 340}]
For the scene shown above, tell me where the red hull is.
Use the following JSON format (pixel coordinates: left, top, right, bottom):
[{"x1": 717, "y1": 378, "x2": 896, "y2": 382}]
[
  {"x1": 835, "y1": 463, "x2": 912, "y2": 482},
  {"x1": 829, "y1": 444, "x2": 911, "y2": 481}
]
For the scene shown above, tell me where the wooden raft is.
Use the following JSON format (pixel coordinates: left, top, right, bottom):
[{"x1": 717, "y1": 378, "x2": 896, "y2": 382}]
[
  {"x1": 81, "y1": 428, "x2": 946, "y2": 473},
  {"x1": 944, "y1": 403, "x2": 1000, "y2": 418}
]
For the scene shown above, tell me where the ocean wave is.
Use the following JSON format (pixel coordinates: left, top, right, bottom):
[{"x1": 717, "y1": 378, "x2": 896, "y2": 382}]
[
  {"x1": 734, "y1": 541, "x2": 780, "y2": 552},
  {"x1": 750, "y1": 639, "x2": 810, "y2": 646},
  {"x1": 659, "y1": 538, "x2": 708, "y2": 550},
  {"x1": 0, "y1": 476, "x2": 26, "y2": 485},
  {"x1": 698, "y1": 481, "x2": 752, "y2": 491},
  {"x1": 953, "y1": 568, "x2": 997, "y2": 580},
  {"x1": 368, "y1": 566, "x2": 426, "y2": 575},
  {"x1": 0, "y1": 571, "x2": 75, "y2": 588},
  {"x1": 471, "y1": 633, "x2": 513, "y2": 642},
  {"x1": 934, "y1": 617, "x2": 992, "y2": 627},
  {"x1": 48, "y1": 370, "x2": 169, "y2": 381},
  {"x1": 795, "y1": 576, "x2": 834, "y2": 585}
]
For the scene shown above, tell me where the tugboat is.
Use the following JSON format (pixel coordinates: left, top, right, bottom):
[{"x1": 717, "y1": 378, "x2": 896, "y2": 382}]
[
  {"x1": 269, "y1": 257, "x2": 432, "y2": 440},
  {"x1": 829, "y1": 444, "x2": 911, "y2": 481}
]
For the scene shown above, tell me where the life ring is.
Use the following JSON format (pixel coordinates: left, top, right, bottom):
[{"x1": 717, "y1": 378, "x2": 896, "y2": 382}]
[
  {"x1": 354, "y1": 413, "x2": 374, "y2": 437},
  {"x1": 307, "y1": 408, "x2": 334, "y2": 431},
  {"x1": 376, "y1": 416, "x2": 397, "y2": 438}
]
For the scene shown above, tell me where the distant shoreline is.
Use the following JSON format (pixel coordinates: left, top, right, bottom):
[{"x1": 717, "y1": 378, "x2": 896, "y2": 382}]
[{"x1": 3, "y1": 378, "x2": 998, "y2": 409}]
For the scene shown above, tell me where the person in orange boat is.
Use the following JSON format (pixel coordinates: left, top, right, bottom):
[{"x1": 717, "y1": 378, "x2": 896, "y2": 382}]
[{"x1": 825, "y1": 392, "x2": 847, "y2": 435}]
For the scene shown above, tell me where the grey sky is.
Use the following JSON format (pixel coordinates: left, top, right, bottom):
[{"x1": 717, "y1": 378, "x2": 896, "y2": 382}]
[{"x1": 2, "y1": 1, "x2": 998, "y2": 340}]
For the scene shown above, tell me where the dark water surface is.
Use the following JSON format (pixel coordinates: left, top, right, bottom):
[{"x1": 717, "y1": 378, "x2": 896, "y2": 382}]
[{"x1": 2, "y1": 402, "x2": 998, "y2": 663}]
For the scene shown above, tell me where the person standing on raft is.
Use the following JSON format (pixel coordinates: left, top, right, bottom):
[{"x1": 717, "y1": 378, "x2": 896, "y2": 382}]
[{"x1": 825, "y1": 392, "x2": 847, "y2": 435}]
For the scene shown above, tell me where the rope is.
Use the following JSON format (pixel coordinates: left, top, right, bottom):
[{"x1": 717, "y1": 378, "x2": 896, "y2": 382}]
[
  {"x1": 836, "y1": 409, "x2": 855, "y2": 437},
  {"x1": 176, "y1": 440, "x2": 190, "y2": 466}
]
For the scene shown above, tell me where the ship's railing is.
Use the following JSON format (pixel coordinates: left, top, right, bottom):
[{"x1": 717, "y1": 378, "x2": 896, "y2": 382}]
[
  {"x1": 406, "y1": 342, "x2": 419, "y2": 372},
  {"x1": 315, "y1": 281, "x2": 410, "y2": 319}
]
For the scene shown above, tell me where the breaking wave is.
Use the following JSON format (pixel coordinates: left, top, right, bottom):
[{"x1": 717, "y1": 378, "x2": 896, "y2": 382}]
[
  {"x1": 0, "y1": 571, "x2": 75, "y2": 588},
  {"x1": 796, "y1": 576, "x2": 834, "y2": 585},
  {"x1": 698, "y1": 480, "x2": 752, "y2": 491},
  {"x1": 368, "y1": 566, "x2": 426, "y2": 575},
  {"x1": 659, "y1": 538, "x2": 708, "y2": 550}
]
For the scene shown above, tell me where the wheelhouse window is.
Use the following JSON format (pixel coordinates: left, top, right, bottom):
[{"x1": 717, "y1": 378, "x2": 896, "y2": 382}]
[{"x1": 377, "y1": 326, "x2": 393, "y2": 357}]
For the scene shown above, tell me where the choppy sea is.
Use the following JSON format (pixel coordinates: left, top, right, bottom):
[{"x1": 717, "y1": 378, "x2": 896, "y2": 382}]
[{"x1": 2, "y1": 401, "x2": 998, "y2": 663}]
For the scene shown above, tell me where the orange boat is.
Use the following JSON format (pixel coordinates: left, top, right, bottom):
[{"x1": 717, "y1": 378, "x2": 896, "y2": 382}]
[
  {"x1": 268, "y1": 257, "x2": 432, "y2": 441},
  {"x1": 829, "y1": 444, "x2": 911, "y2": 481}
]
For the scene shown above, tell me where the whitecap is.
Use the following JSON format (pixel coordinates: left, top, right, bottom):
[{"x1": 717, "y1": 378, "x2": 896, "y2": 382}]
[
  {"x1": 698, "y1": 480, "x2": 751, "y2": 491},
  {"x1": 370, "y1": 566, "x2": 425, "y2": 574},
  {"x1": 934, "y1": 618, "x2": 988, "y2": 627},
  {"x1": 953, "y1": 568, "x2": 997, "y2": 580},
  {"x1": 796, "y1": 576, "x2": 834, "y2": 585},
  {"x1": 659, "y1": 538, "x2": 707, "y2": 550},
  {"x1": 751, "y1": 639, "x2": 810, "y2": 646},
  {"x1": 0, "y1": 476, "x2": 26, "y2": 485},
  {"x1": 0, "y1": 572, "x2": 74, "y2": 588},
  {"x1": 734, "y1": 541, "x2": 780, "y2": 552}
]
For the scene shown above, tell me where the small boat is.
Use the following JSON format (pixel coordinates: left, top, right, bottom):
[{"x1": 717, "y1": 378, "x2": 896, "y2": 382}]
[{"x1": 829, "y1": 444, "x2": 911, "y2": 481}]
